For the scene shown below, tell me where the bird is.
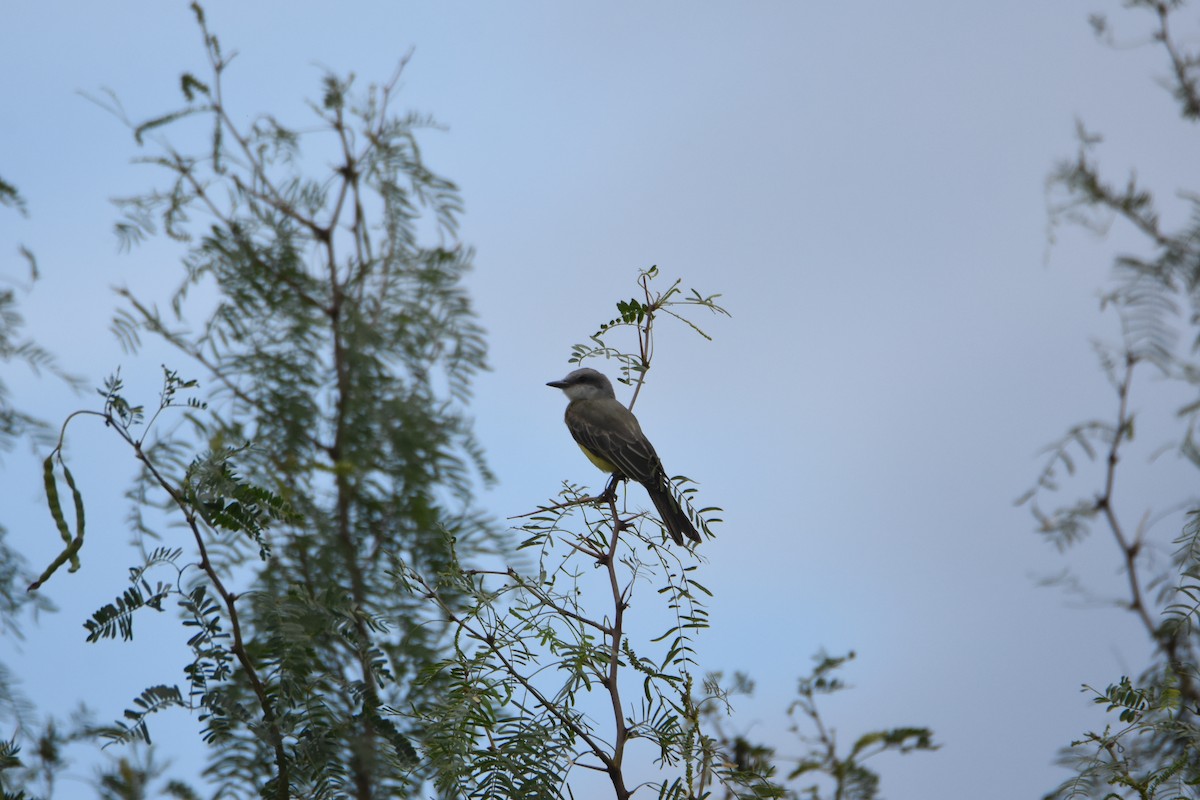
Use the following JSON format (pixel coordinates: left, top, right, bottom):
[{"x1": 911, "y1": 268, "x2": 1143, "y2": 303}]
[{"x1": 546, "y1": 367, "x2": 700, "y2": 545}]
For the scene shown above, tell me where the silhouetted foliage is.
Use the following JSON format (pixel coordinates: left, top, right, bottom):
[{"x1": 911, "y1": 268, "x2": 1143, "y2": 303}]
[{"x1": 1029, "y1": 2, "x2": 1200, "y2": 797}]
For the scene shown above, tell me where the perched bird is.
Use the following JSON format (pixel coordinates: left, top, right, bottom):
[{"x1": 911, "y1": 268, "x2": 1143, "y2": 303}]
[{"x1": 546, "y1": 367, "x2": 700, "y2": 545}]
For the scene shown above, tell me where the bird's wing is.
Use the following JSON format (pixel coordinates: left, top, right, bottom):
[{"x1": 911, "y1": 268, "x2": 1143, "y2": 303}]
[{"x1": 565, "y1": 398, "x2": 662, "y2": 484}]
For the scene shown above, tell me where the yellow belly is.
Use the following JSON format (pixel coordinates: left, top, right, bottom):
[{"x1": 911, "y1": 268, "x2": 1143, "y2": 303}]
[{"x1": 579, "y1": 444, "x2": 619, "y2": 475}]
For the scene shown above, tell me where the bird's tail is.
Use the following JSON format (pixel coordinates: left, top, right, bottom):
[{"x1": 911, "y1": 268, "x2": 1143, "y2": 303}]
[{"x1": 644, "y1": 479, "x2": 701, "y2": 545}]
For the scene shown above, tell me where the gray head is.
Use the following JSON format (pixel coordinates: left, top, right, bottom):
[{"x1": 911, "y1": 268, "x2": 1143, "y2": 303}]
[{"x1": 546, "y1": 367, "x2": 616, "y2": 401}]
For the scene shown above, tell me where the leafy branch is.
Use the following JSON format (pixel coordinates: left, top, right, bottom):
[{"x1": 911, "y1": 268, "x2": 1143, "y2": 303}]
[
  {"x1": 28, "y1": 370, "x2": 296, "y2": 798},
  {"x1": 1036, "y1": 3, "x2": 1200, "y2": 796},
  {"x1": 571, "y1": 265, "x2": 729, "y2": 411},
  {"x1": 400, "y1": 271, "x2": 729, "y2": 798}
]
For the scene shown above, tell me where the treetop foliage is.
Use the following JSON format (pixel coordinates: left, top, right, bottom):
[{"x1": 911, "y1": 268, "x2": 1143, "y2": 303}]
[{"x1": 0, "y1": 5, "x2": 939, "y2": 800}]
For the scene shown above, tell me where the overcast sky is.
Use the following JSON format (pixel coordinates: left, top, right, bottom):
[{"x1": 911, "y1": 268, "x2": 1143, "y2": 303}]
[{"x1": 4, "y1": 2, "x2": 1200, "y2": 798}]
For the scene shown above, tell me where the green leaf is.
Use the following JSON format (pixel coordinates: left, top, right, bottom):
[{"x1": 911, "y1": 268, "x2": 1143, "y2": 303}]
[{"x1": 134, "y1": 109, "x2": 201, "y2": 145}]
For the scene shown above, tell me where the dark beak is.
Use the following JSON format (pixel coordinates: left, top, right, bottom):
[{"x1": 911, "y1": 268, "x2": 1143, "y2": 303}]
[{"x1": 546, "y1": 380, "x2": 568, "y2": 389}]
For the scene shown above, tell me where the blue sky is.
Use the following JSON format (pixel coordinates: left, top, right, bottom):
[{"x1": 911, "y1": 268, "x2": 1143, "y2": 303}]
[{"x1": 4, "y1": 2, "x2": 1199, "y2": 797}]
